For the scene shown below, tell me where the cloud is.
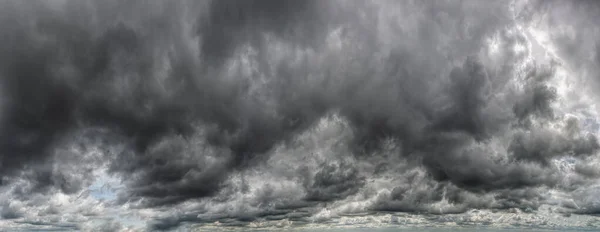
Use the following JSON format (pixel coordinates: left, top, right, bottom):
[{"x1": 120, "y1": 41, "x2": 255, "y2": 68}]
[
  {"x1": 304, "y1": 161, "x2": 366, "y2": 202},
  {"x1": 1, "y1": 0, "x2": 600, "y2": 231}
]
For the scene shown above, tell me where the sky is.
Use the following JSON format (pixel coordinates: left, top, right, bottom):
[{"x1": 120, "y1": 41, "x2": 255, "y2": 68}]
[{"x1": 1, "y1": 0, "x2": 600, "y2": 231}]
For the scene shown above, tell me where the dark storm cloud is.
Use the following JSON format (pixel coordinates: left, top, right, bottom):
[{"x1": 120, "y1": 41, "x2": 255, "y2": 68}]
[
  {"x1": 114, "y1": 132, "x2": 232, "y2": 206},
  {"x1": 0, "y1": 0, "x2": 333, "y2": 201},
  {"x1": 0, "y1": 4, "x2": 78, "y2": 180},
  {"x1": 431, "y1": 57, "x2": 498, "y2": 139},
  {"x1": 304, "y1": 162, "x2": 365, "y2": 202},
  {"x1": 509, "y1": 127, "x2": 599, "y2": 165},
  {"x1": 103, "y1": 0, "x2": 340, "y2": 205},
  {"x1": 1, "y1": 0, "x2": 600, "y2": 230},
  {"x1": 199, "y1": 0, "x2": 328, "y2": 66},
  {"x1": 512, "y1": 64, "x2": 558, "y2": 122}
]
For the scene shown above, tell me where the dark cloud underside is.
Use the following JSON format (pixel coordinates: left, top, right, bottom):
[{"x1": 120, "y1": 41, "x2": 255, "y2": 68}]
[{"x1": 1, "y1": 0, "x2": 600, "y2": 231}]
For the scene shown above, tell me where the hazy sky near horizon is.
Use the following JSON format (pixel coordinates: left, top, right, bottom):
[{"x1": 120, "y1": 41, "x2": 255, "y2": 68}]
[{"x1": 2, "y1": 0, "x2": 600, "y2": 231}]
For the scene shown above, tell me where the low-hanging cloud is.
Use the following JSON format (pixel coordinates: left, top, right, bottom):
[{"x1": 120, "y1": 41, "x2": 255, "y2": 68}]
[{"x1": 1, "y1": 0, "x2": 600, "y2": 231}]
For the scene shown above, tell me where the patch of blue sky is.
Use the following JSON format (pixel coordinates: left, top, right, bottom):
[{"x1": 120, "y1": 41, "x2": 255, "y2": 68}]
[
  {"x1": 85, "y1": 172, "x2": 148, "y2": 230},
  {"x1": 87, "y1": 172, "x2": 122, "y2": 201}
]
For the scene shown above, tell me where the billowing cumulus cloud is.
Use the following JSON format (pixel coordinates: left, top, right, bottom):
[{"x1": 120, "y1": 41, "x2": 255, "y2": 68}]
[{"x1": 1, "y1": 0, "x2": 600, "y2": 231}]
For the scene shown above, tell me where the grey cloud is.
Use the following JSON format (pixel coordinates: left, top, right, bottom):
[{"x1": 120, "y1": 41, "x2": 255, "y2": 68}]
[
  {"x1": 84, "y1": 219, "x2": 123, "y2": 232},
  {"x1": 0, "y1": 202, "x2": 23, "y2": 219},
  {"x1": 431, "y1": 57, "x2": 498, "y2": 140},
  {"x1": 199, "y1": 0, "x2": 329, "y2": 66},
  {"x1": 509, "y1": 127, "x2": 599, "y2": 165},
  {"x1": 575, "y1": 161, "x2": 600, "y2": 178},
  {"x1": 304, "y1": 162, "x2": 365, "y2": 202},
  {"x1": 0, "y1": 0, "x2": 330, "y2": 200},
  {"x1": 1, "y1": 0, "x2": 600, "y2": 230},
  {"x1": 519, "y1": 0, "x2": 600, "y2": 94},
  {"x1": 513, "y1": 64, "x2": 558, "y2": 122},
  {"x1": 116, "y1": 131, "x2": 232, "y2": 206}
]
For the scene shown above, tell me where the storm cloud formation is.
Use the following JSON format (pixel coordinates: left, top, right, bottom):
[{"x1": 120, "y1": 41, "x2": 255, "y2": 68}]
[{"x1": 2, "y1": 0, "x2": 600, "y2": 231}]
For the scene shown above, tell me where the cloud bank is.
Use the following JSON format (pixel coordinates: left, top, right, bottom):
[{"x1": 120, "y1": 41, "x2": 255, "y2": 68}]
[{"x1": 1, "y1": 0, "x2": 600, "y2": 231}]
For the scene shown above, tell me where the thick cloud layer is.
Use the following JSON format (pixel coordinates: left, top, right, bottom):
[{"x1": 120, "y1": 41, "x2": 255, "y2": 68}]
[{"x1": 1, "y1": 0, "x2": 600, "y2": 231}]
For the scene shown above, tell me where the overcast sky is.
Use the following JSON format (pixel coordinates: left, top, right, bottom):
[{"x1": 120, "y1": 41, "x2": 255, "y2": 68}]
[{"x1": 1, "y1": 0, "x2": 600, "y2": 231}]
